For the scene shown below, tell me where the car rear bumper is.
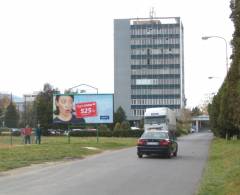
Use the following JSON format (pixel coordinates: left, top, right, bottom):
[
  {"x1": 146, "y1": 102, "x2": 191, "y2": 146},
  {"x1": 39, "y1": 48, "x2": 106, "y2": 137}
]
[{"x1": 137, "y1": 146, "x2": 170, "y2": 155}]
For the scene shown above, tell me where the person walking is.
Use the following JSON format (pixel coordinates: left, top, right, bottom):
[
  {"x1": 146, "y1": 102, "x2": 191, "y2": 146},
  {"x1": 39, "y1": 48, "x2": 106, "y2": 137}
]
[{"x1": 35, "y1": 124, "x2": 41, "y2": 144}]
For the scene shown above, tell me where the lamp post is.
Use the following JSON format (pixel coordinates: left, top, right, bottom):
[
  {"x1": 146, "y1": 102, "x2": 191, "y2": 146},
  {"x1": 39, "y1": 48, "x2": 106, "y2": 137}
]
[
  {"x1": 208, "y1": 76, "x2": 221, "y2": 80},
  {"x1": 68, "y1": 83, "x2": 98, "y2": 94},
  {"x1": 203, "y1": 37, "x2": 229, "y2": 140},
  {"x1": 202, "y1": 36, "x2": 229, "y2": 74}
]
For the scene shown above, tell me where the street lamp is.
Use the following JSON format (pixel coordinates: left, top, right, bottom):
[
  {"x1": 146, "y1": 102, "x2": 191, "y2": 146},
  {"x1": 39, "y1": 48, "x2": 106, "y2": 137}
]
[
  {"x1": 208, "y1": 76, "x2": 220, "y2": 80},
  {"x1": 68, "y1": 84, "x2": 98, "y2": 94},
  {"x1": 202, "y1": 36, "x2": 229, "y2": 74}
]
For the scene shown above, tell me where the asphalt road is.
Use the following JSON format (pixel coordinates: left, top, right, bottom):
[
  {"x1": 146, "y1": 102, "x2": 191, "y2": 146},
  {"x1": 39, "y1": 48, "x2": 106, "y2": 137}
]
[{"x1": 0, "y1": 131, "x2": 213, "y2": 195}]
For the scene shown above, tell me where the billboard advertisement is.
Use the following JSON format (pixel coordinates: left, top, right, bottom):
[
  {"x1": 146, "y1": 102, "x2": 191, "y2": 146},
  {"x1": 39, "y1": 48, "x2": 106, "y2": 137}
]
[{"x1": 53, "y1": 94, "x2": 113, "y2": 124}]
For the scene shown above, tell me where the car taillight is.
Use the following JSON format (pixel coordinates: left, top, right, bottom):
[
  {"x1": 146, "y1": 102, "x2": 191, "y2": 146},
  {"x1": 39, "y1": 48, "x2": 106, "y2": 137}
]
[
  {"x1": 159, "y1": 139, "x2": 171, "y2": 146},
  {"x1": 138, "y1": 139, "x2": 146, "y2": 145}
]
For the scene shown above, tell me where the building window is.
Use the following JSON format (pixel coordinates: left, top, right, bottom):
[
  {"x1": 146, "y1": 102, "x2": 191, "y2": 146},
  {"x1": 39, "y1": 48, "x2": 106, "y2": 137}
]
[{"x1": 147, "y1": 48, "x2": 151, "y2": 55}]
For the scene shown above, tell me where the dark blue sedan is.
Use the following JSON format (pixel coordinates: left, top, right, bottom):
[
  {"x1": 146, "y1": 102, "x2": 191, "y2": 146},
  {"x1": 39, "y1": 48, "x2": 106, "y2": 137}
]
[{"x1": 137, "y1": 130, "x2": 178, "y2": 158}]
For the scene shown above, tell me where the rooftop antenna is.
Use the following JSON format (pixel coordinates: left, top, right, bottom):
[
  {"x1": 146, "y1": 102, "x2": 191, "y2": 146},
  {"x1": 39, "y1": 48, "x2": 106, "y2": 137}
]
[{"x1": 149, "y1": 7, "x2": 156, "y2": 18}]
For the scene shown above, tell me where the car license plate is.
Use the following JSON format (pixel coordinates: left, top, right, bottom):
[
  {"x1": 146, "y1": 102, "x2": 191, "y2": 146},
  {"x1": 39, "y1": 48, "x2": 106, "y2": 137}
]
[{"x1": 147, "y1": 142, "x2": 158, "y2": 145}]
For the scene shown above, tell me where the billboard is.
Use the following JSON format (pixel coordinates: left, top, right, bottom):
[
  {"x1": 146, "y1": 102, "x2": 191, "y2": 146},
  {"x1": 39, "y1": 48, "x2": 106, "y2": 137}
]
[{"x1": 53, "y1": 94, "x2": 113, "y2": 124}]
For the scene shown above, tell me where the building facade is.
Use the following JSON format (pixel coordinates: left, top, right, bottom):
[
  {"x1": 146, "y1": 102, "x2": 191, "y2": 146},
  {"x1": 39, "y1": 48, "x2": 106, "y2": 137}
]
[{"x1": 114, "y1": 17, "x2": 185, "y2": 121}]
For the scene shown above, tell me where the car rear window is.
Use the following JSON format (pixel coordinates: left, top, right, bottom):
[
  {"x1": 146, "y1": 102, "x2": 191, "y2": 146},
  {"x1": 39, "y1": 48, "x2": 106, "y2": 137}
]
[{"x1": 141, "y1": 131, "x2": 168, "y2": 139}]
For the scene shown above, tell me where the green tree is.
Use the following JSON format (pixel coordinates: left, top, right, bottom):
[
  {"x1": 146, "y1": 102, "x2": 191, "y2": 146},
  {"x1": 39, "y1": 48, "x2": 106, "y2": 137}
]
[
  {"x1": 114, "y1": 106, "x2": 127, "y2": 124},
  {"x1": 4, "y1": 102, "x2": 19, "y2": 127},
  {"x1": 228, "y1": 0, "x2": 240, "y2": 136},
  {"x1": 177, "y1": 108, "x2": 192, "y2": 135},
  {"x1": 0, "y1": 107, "x2": 3, "y2": 127},
  {"x1": 208, "y1": 0, "x2": 240, "y2": 138},
  {"x1": 191, "y1": 107, "x2": 202, "y2": 116},
  {"x1": 34, "y1": 83, "x2": 59, "y2": 131},
  {"x1": 0, "y1": 107, "x2": 3, "y2": 119},
  {"x1": 24, "y1": 101, "x2": 35, "y2": 127},
  {"x1": 208, "y1": 91, "x2": 222, "y2": 136},
  {"x1": 0, "y1": 95, "x2": 10, "y2": 110},
  {"x1": 213, "y1": 0, "x2": 240, "y2": 138}
]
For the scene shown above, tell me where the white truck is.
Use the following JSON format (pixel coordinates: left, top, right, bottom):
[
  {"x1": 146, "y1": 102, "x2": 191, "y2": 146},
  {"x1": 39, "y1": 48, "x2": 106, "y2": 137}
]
[{"x1": 144, "y1": 107, "x2": 176, "y2": 132}]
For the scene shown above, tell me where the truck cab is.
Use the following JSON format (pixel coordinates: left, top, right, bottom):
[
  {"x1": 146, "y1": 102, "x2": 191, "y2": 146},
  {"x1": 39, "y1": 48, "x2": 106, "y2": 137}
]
[{"x1": 144, "y1": 107, "x2": 176, "y2": 132}]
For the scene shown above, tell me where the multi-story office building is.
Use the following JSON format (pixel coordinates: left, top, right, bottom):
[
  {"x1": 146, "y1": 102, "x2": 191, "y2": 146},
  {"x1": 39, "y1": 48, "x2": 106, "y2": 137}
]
[{"x1": 114, "y1": 17, "x2": 185, "y2": 121}]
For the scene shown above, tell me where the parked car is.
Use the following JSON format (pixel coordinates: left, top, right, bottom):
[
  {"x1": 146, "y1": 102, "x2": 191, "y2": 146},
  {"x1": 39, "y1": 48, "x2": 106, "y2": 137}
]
[
  {"x1": 131, "y1": 127, "x2": 140, "y2": 130},
  {"x1": 11, "y1": 128, "x2": 21, "y2": 132},
  {"x1": 190, "y1": 128, "x2": 196, "y2": 133},
  {"x1": 64, "y1": 130, "x2": 70, "y2": 136},
  {"x1": 11, "y1": 128, "x2": 21, "y2": 136},
  {"x1": 137, "y1": 130, "x2": 178, "y2": 158},
  {"x1": 47, "y1": 129, "x2": 63, "y2": 135}
]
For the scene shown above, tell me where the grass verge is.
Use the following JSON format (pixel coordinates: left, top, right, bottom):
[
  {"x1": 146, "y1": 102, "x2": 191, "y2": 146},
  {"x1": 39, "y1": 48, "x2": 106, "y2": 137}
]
[
  {"x1": 197, "y1": 138, "x2": 240, "y2": 195},
  {"x1": 0, "y1": 136, "x2": 137, "y2": 172}
]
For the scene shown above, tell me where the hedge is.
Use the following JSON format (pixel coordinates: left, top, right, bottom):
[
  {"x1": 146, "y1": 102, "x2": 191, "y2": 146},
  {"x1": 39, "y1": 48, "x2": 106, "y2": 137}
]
[{"x1": 69, "y1": 130, "x2": 144, "y2": 138}]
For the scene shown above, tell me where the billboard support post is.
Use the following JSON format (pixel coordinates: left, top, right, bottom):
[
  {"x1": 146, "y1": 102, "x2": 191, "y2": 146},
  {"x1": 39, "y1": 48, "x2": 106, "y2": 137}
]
[
  {"x1": 10, "y1": 129, "x2": 13, "y2": 146},
  {"x1": 96, "y1": 124, "x2": 99, "y2": 143},
  {"x1": 68, "y1": 124, "x2": 71, "y2": 144}
]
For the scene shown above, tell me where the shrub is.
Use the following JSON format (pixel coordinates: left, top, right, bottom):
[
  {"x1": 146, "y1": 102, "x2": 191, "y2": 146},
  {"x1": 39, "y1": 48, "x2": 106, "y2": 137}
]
[
  {"x1": 120, "y1": 121, "x2": 131, "y2": 130},
  {"x1": 114, "y1": 122, "x2": 121, "y2": 131},
  {"x1": 98, "y1": 124, "x2": 109, "y2": 131},
  {"x1": 69, "y1": 130, "x2": 97, "y2": 137},
  {"x1": 113, "y1": 130, "x2": 144, "y2": 137},
  {"x1": 68, "y1": 129, "x2": 144, "y2": 138}
]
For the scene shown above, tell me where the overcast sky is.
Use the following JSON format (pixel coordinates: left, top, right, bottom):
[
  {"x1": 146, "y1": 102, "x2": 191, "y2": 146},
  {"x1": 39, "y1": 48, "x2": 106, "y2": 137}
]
[{"x1": 0, "y1": 0, "x2": 234, "y2": 108}]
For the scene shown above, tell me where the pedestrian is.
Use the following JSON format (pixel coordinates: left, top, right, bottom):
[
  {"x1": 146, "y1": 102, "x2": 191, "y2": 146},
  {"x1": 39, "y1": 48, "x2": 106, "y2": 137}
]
[
  {"x1": 35, "y1": 124, "x2": 41, "y2": 144},
  {"x1": 24, "y1": 125, "x2": 32, "y2": 144},
  {"x1": 20, "y1": 128, "x2": 25, "y2": 144}
]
